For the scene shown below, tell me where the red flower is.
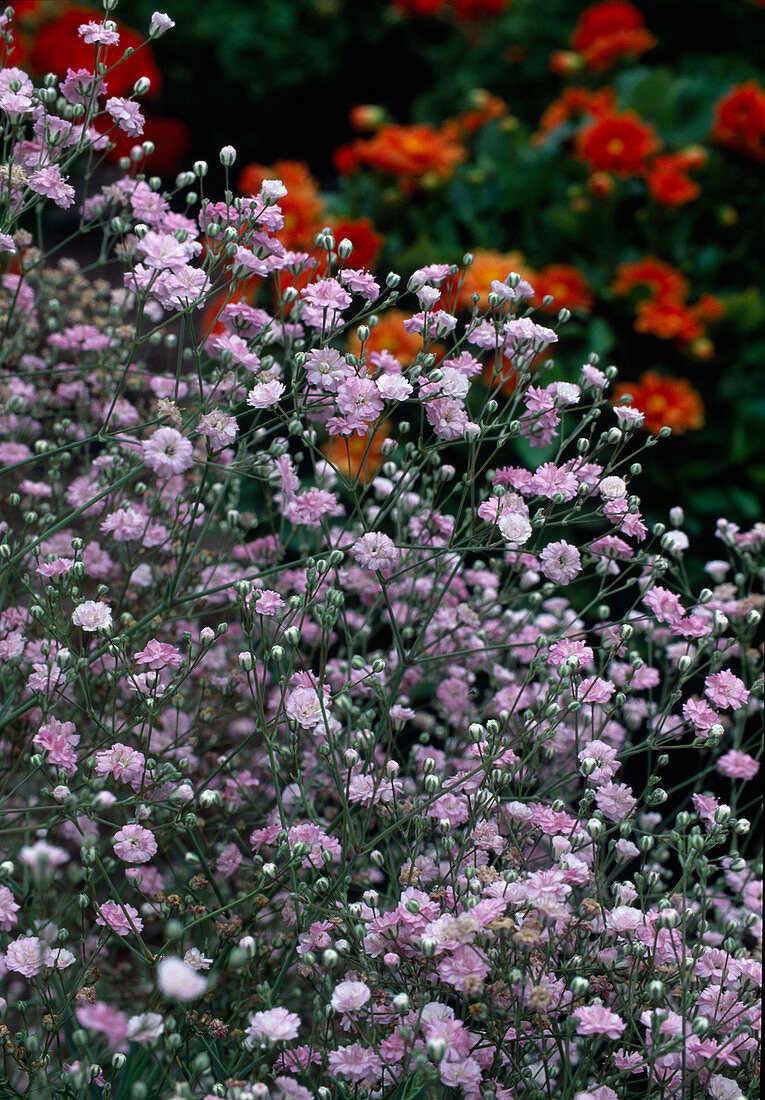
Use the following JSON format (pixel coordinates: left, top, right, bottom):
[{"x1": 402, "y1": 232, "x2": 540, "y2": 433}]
[
  {"x1": 535, "y1": 86, "x2": 615, "y2": 141},
  {"x1": 533, "y1": 264, "x2": 593, "y2": 312},
  {"x1": 328, "y1": 217, "x2": 385, "y2": 271},
  {"x1": 30, "y1": 6, "x2": 161, "y2": 99},
  {"x1": 99, "y1": 115, "x2": 191, "y2": 178},
  {"x1": 711, "y1": 81, "x2": 765, "y2": 161},
  {"x1": 611, "y1": 256, "x2": 689, "y2": 301},
  {"x1": 570, "y1": 0, "x2": 656, "y2": 72},
  {"x1": 576, "y1": 110, "x2": 660, "y2": 177},
  {"x1": 644, "y1": 153, "x2": 701, "y2": 207},
  {"x1": 612, "y1": 372, "x2": 704, "y2": 433},
  {"x1": 634, "y1": 298, "x2": 704, "y2": 344}
]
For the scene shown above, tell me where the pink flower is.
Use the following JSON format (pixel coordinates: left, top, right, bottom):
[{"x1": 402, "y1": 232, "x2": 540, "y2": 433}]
[
  {"x1": 247, "y1": 380, "x2": 285, "y2": 408},
  {"x1": 704, "y1": 670, "x2": 750, "y2": 711},
  {"x1": 134, "y1": 638, "x2": 183, "y2": 670},
  {"x1": 28, "y1": 167, "x2": 75, "y2": 209},
  {"x1": 643, "y1": 586, "x2": 685, "y2": 625},
  {"x1": 246, "y1": 1007, "x2": 301, "y2": 1043},
  {"x1": 113, "y1": 823, "x2": 157, "y2": 863},
  {"x1": 530, "y1": 462, "x2": 578, "y2": 501},
  {"x1": 149, "y1": 12, "x2": 175, "y2": 35},
  {"x1": 0, "y1": 886, "x2": 20, "y2": 931},
  {"x1": 105, "y1": 96, "x2": 144, "y2": 136},
  {"x1": 78, "y1": 20, "x2": 120, "y2": 45},
  {"x1": 157, "y1": 957, "x2": 208, "y2": 1001},
  {"x1": 327, "y1": 1043, "x2": 382, "y2": 1084},
  {"x1": 197, "y1": 410, "x2": 238, "y2": 450},
  {"x1": 72, "y1": 600, "x2": 112, "y2": 632},
  {"x1": 331, "y1": 980, "x2": 371, "y2": 1014},
  {"x1": 142, "y1": 427, "x2": 194, "y2": 477},
  {"x1": 573, "y1": 1005, "x2": 626, "y2": 1040},
  {"x1": 33, "y1": 717, "x2": 80, "y2": 775},
  {"x1": 351, "y1": 532, "x2": 400, "y2": 572},
  {"x1": 540, "y1": 540, "x2": 582, "y2": 584},
  {"x1": 716, "y1": 751, "x2": 759, "y2": 781},
  {"x1": 5, "y1": 936, "x2": 53, "y2": 977},
  {"x1": 95, "y1": 744, "x2": 146, "y2": 787},
  {"x1": 594, "y1": 782, "x2": 637, "y2": 821},
  {"x1": 95, "y1": 901, "x2": 144, "y2": 936},
  {"x1": 578, "y1": 740, "x2": 619, "y2": 784}
]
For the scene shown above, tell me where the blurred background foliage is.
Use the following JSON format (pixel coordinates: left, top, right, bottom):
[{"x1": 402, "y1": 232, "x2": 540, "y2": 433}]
[{"x1": 11, "y1": 0, "x2": 765, "y2": 548}]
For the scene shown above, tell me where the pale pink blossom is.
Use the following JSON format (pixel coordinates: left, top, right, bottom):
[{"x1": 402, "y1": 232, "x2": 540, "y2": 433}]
[
  {"x1": 113, "y1": 823, "x2": 157, "y2": 863},
  {"x1": 157, "y1": 957, "x2": 208, "y2": 1001},
  {"x1": 246, "y1": 1007, "x2": 301, "y2": 1043},
  {"x1": 142, "y1": 427, "x2": 194, "y2": 477},
  {"x1": 72, "y1": 600, "x2": 112, "y2": 632}
]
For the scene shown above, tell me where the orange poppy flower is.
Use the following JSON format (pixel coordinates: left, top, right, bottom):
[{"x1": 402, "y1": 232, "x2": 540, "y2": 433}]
[
  {"x1": 613, "y1": 372, "x2": 704, "y2": 433},
  {"x1": 576, "y1": 110, "x2": 660, "y2": 177},
  {"x1": 570, "y1": 0, "x2": 656, "y2": 73},
  {"x1": 711, "y1": 81, "x2": 765, "y2": 161},
  {"x1": 322, "y1": 420, "x2": 391, "y2": 484},
  {"x1": 337, "y1": 124, "x2": 466, "y2": 186},
  {"x1": 611, "y1": 257, "x2": 689, "y2": 302},
  {"x1": 533, "y1": 265, "x2": 593, "y2": 312},
  {"x1": 238, "y1": 160, "x2": 324, "y2": 250}
]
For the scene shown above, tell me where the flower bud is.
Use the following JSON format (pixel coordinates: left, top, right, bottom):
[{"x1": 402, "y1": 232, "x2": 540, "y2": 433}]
[{"x1": 219, "y1": 145, "x2": 237, "y2": 167}]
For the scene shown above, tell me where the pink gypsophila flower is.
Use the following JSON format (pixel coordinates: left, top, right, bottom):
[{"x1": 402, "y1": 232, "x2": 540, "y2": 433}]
[
  {"x1": 28, "y1": 167, "x2": 75, "y2": 209},
  {"x1": 716, "y1": 751, "x2": 759, "y2": 781},
  {"x1": 351, "y1": 532, "x2": 400, "y2": 571},
  {"x1": 142, "y1": 427, "x2": 194, "y2": 477},
  {"x1": 105, "y1": 97, "x2": 144, "y2": 136},
  {"x1": 704, "y1": 670, "x2": 750, "y2": 710},
  {"x1": 78, "y1": 20, "x2": 120, "y2": 45},
  {"x1": 5, "y1": 936, "x2": 53, "y2": 977},
  {"x1": 246, "y1": 1007, "x2": 301, "y2": 1043},
  {"x1": 540, "y1": 540, "x2": 582, "y2": 584},
  {"x1": 0, "y1": 886, "x2": 20, "y2": 931},
  {"x1": 72, "y1": 600, "x2": 112, "y2": 632},
  {"x1": 95, "y1": 901, "x2": 144, "y2": 936},
  {"x1": 573, "y1": 1005, "x2": 626, "y2": 1039},
  {"x1": 331, "y1": 980, "x2": 371, "y2": 1014},
  {"x1": 113, "y1": 823, "x2": 157, "y2": 863}
]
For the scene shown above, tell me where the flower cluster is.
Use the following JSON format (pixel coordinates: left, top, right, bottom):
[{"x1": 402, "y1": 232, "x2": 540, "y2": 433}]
[{"x1": 0, "y1": 10, "x2": 761, "y2": 1100}]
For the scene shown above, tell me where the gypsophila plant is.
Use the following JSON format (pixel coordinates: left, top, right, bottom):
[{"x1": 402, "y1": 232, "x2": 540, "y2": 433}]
[{"x1": 0, "y1": 5, "x2": 761, "y2": 1100}]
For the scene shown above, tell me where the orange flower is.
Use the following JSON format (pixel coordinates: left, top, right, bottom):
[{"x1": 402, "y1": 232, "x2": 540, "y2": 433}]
[
  {"x1": 533, "y1": 265, "x2": 593, "y2": 312},
  {"x1": 711, "y1": 81, "x2": 765, "y2": 161},
  {"x1": 613, "y1": 372, "x2": 704, "y2": 434},
  {"x1": 323, "y1": 421, "x2": 391, "y2": 484},
  {"x1": 448, "y1": 248, "x2": 529, "y2": 312},
  {"x1": 634, "y1": 298, "x2": 705, "y2": 344},
  {"x1": 442, "y1": 91, "x2": 508, "y2": 141},
  {"x1": 577, "y1": 110, "x2": 660, "y2": 176},
  {"x1": 238, "y1": 160, "x2": 324, "y2": 250},
  {"x1": 337, "y1": 124, "x2": 465, "y2": 186},
  {"x1": 611, "y1": 257, "x2": 689, "y2": 302},
  {"x1": 347, "y1": 309, "x2": 424, "y2": 368},
  {"x1": 328, "y1": 217, "x2": 385, "y2": 271},
  {"x1": 570, "y1": 0, "x2": 656, "y2": 73},
  {"x1": 536, "y1": 86, "x2": 616, "y2": 140},
  {"x1": 644, "y1": 153, "x2": 701, "y2": 207}
]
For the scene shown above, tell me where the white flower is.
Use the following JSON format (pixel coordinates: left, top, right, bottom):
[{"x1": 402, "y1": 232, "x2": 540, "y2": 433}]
[{"x1": 72, "y1": 600, "x2": 113, "y2": 632}]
